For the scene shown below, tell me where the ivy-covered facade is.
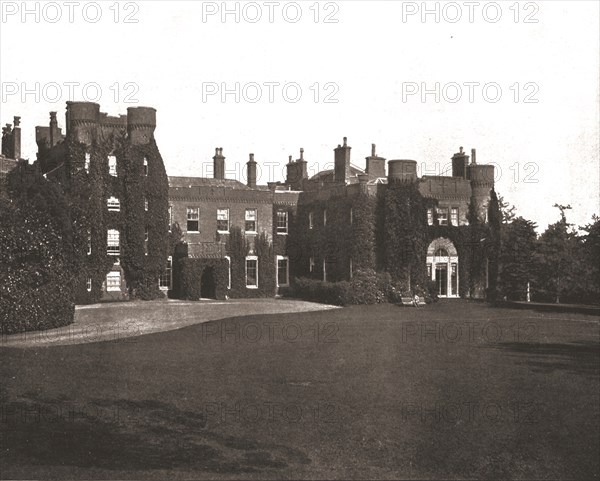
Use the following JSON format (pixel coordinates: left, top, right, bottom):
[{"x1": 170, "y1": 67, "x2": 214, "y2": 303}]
[
  {"x1": 24, "y1": 104, "x2": 498, "y2": 303},
  {"x1": 35, "y1": 102, "x2": 169, "y2": 303}
]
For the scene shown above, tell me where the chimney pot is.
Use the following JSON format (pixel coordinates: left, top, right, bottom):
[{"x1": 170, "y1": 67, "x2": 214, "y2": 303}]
[
  {"x1": 343, "y1": 137, "x2": 348, "y2": 147},
  {"x1": 372, "y1": 143, "x2": 376, "y2": 157},
  {"x1": 13, "y1": 116, "x2": 21, "y2": 127}
]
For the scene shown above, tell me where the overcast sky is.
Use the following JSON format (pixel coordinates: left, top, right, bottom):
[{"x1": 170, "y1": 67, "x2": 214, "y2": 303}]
[{"x1": 1, "y1": 1, "x2": 598, "y2": 231}]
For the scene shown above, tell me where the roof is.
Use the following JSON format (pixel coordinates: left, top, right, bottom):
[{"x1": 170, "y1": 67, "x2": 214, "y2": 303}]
[
  {"x1": 308, "y1": 164, "x2": 365, "y2": 183},
  {"x1": 168, "y1": 176, "x2": 250, "y2": 190}
]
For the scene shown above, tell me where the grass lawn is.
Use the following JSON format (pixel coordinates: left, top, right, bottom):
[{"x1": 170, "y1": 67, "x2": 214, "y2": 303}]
[{"x1": 1, "y1": 300, "x2": 598, "y2": 480}]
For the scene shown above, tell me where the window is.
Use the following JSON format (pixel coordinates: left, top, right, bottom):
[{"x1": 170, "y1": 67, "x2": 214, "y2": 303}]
[
  {"x1": 276, "y1": 210, "x2": 288, "y2": 234},
  {"x1": 434, "y1": 248, "x2": 449, "y2": 258},
  {"x1": 309, "y1": 211, "x2": 314, "y2": 229},
  {"x1": 245, "y1": 209, "x2": 257, "y2": 233},
  {"x1": 323, "y1": 208, "x2": 327, "y2": 226},
  {"x1": 277, "y1": 256, "x2": 289, "y2": 287},
  {"x1": 106, "y1": 271, "x2": 121, "y2": 291},
  {"x1": 84, "y1": 153, "x2": 90, "y2": 173},
  {"x1": 309, "y1": 256, "x2": 315, "y2": 273},
  {"x1": 143, "y1": 157, "x2": 148, "y2": 176},
  {"x1": 451, "y1": 207, "x2": 459, "y2": 226},
  {"x1": 144, "y1": 228, "x2": 149, "y2": 255},
  {"x1": 437, "y1": 208, "x2": 448, "y2": 226},
  {"x1": 108, "y1": 155, "x2": 117, "y2": 176},
  {"x1": 427, "y1": 208, "x2": 434, "y2": 226},
  {"x1": 168, "y1": 206, "x2": 172, "y2": 231},
  {"x1": 427, "y1": 263, "x2": 432, "y2": 278},
  {"x1": 187, "y1": 207, "x2": 199, "y2": 232},
  {"x1": 107, "y1": 196, "x2": 120, "y2": 212},
  {"x1": 145, "y1": 198, "x2": 149, "y2": 211},
  {"x1": 86, "y1": 278, "x2": 92, "y2": 292},
  {"x1": 159, "y1": 257, "x2": 172, "y2": 290},
  {"x1": 246, "y1": 256, "x2": 258, "y2": 288},
  {"x1": 217, "y1": 208, "x2": 229, "y2": 233},
  {"x1": 350, "y1": 208, "x2": 353, "y2": 225},
  {"x1": 225, "y1": 256, "x2": 231, "y2": 289},
  {"x1": 323, "y1": 258, "x2": 327, "y2": 282},
  {"x1": 349, "y1": 258, "x2": 353, "y2": 279},
  {"x1": 87, "y1": 230, "x2": 92, "y2": 255},
  {"x1": 107, "y1": 229, "x2": 120, "y2": 255}
]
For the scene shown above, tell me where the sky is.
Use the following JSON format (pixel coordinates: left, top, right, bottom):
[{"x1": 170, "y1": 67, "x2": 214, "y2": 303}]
[{"x1": 1, "y1": 0, "x2": 598, "y2": 231}]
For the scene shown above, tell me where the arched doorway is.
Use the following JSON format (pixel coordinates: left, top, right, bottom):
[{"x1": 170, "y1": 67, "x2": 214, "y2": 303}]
[
  {"x1": 200, "y1": 267, "x2": 216, "y2": 299},
  {"x1": 427, "y1": 238, "x2": 459, "y2": 298}
]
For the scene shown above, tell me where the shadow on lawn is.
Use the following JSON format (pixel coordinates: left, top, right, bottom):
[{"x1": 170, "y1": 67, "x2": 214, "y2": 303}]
[
  {"x1": 490, "y1": 341, "x2": 600, "y2": 377},
  {"x1": 1, "y1": 395, "x2": 310, "y2": 473}
]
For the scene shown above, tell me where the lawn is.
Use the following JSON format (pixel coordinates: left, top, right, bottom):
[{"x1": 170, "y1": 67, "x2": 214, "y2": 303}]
[{"x1": 1, "y1": 300, "x2": 598, "y2": 480}]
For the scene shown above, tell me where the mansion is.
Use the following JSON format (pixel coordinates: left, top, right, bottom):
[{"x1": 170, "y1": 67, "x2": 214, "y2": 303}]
[{"x1": 2, "y1": 103, "x2": 498, "y2": 302}]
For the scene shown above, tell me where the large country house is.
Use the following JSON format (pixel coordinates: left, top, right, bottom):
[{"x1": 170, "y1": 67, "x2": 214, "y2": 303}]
[{"x1": 2, "y1": 103, "x2": 499, "y2": 302}]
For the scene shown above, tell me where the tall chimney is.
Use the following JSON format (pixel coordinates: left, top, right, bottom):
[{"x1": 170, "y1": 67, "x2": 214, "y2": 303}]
[
  {"x1": 213, "y1": 147, "x2": 225, "y2": 179},
  {"x1": 247, "y1": 153, "x2": 257, "y2": 188},
  {"x1": 471, "y1": 148, "x2": 477, "y2": 164},
  {"x1": 334, "y1": 136, "x2": 351, "y2": 184},
  {"x1": 365, "y1": 143, "x2": 385, "y2": 179},
  {"x1": 12, "y1": 116, "x2": 21, "y2": 160},
  {"x1": 451, "y1": 146, "x2": 469, "y2": 178},
  {"x1": 49, "y1": 112, "x2": 61, "y2": 147}
]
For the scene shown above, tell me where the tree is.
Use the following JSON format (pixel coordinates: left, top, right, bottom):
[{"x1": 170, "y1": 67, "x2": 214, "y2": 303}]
[
  {"x1": 0, "y1": 161, "x2": 76, "y2": 333},
  {"x1": 537, "y1": 204, "x2": 578, "y2": 303},
  {"x1": 497, "y1": 217, "x2": 539, "y2": 300},
  {"x1": 497, "y1": 194, "x2": 517, "y2": 224}
]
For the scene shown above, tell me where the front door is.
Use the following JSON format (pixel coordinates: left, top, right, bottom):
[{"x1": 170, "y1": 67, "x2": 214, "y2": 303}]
[{"x1": 436, "y1": 265, "x2": 448, "y2": 296}]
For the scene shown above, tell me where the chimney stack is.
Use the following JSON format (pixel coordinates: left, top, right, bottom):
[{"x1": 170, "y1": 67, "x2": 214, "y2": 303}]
[
  {"x1": 213, "y1": 147, "x2": 225, "y2": 179},
  {"x1": 451, "y1": 146, "x2": 469, "y2": 178},
  {"x1": 471, "y1": 148, "x2": 477, "y2": 164},
  {"x1": 365, "y1": 143, "x2": 386, "y2": 179},
  {"x1": 334, "y1": 137, "x2": 352, "y2": 184},
  {"x1": 247, "y1": 153, "x2": 257, "y2": 188}
]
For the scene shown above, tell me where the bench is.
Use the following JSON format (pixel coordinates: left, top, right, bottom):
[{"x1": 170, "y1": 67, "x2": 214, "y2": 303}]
[{"x1": 400, "y1": 296, "x2": 426, "y2": 307}]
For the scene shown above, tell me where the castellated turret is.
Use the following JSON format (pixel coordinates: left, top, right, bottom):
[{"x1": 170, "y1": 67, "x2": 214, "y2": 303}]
[
  {"x1": 467, "y1": 148, "x2": 495, "y2": 222},
  {"x1": 387, "y1": 159, "x2": 418, "y2": 183},
  {"x1": 66, "y1": 101, "x2": 100, "y2": 146},
  {"x1": 127, "y1": 107, "x2": 156, "y2": 145}
]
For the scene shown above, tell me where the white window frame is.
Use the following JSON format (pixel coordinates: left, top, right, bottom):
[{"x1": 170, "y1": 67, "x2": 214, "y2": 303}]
[
  {"x1": 437, "y1": 208, "x2": 448, "y2": 226},
  {"x1": 217, "y1": 208, "x2": 230, "y2": 233},
  {"x1": 107, "y1": 229, "x2": 120, "y2": 255},
  {"x1": 451, "y1": 207, "x2": 459, "y2": 226},
  {"x1": 145, "y1": 198, "x2": 149, "y2": 211},
  {"x1": 309, "y1": 211, "x2": 314, "y2": 229},
  {"x1": 106, "y1": 271, "x2": 121, "y2": 292},
  {"x1": 187, "y1": 207, "x2": 200, "y2": 233},
  {"x1": 245, "y1": 256, "x2": 258, "y2": 288},
  {"x1": 144, "y1": 228, "x2": 149, "y2": 255},
  {"x1": 143, "y1": 157, "x2": 148, "y2": 176},
  {"x1": 87, "y1": 230, "x2": 92, "y2": 255},
  {"x1": 225, "y1": 256, "x2": 231, "y2": 289},
  {"x1": 427, "y1": 208, "x2": 434, "y2": 226},
  {"x1": 168, "y1": 206, "x2": 172, "y2": 232},
  {"x1": 276, "y1": 210, "x2": 288, "y2": 235},
  {"x1": 159, "y1": 256, "x2": 173, "y2": 290},
  {"x1": 309, "y1": 256, "x2": 315, "y2": 273},
  {"x1": 84, "y1": 152, "x2": 90, "y2": 173},
  {"x1": 276, "y1": 255, "x2": 289, "y2": 287},
  {"x1": 107, "y1": 196, "x2": 120, "y2": 212},
  {"x1": 245, "y1": 209, "x2": 257, "y2": 234},
  {"x1": 86, "y1": 278, "x2": 92, "y2": 292},
  {"x1": 108, "y1": 155, "x2": 117, "y2": 177}
]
